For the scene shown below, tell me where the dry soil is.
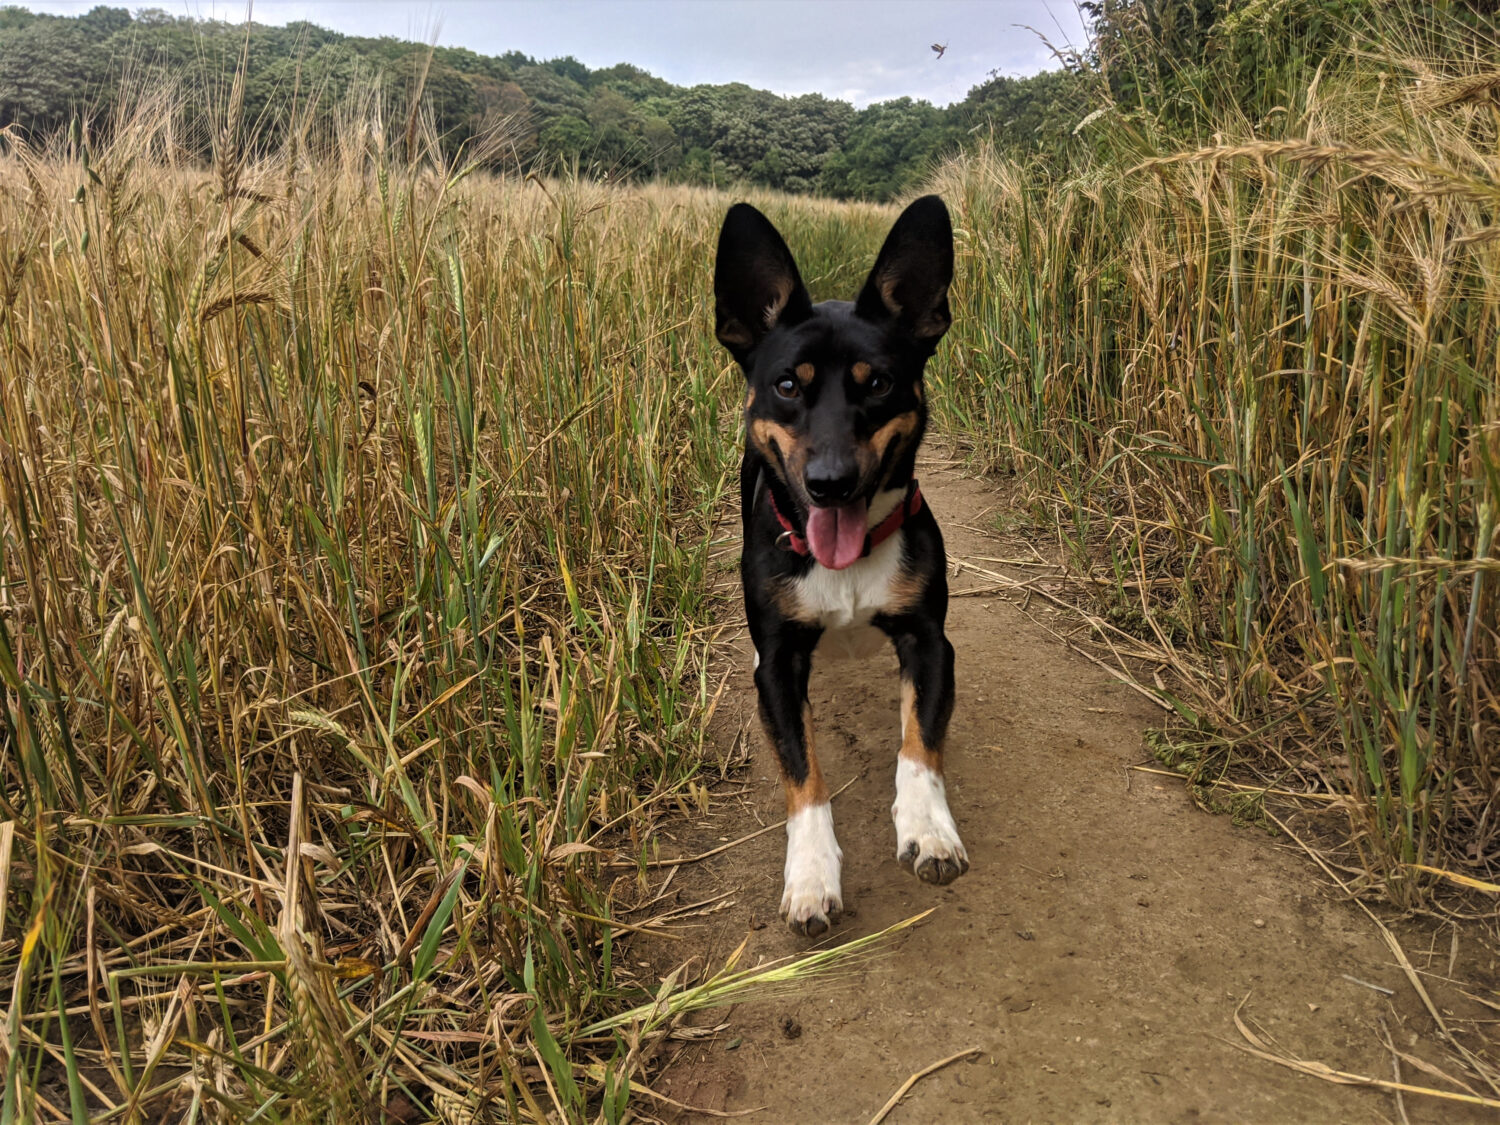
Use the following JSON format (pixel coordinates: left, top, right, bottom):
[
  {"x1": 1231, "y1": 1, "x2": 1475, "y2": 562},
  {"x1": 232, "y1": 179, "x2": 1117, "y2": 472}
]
[{"x1": 634, "y1": 453, "x2": 1497, "y2": 1125}]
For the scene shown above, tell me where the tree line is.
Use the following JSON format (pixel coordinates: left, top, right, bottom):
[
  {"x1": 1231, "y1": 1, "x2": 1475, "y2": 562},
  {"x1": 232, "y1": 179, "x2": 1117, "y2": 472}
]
[
  {"x1": 0, "y1": 4, "x2": 1096, "y2": 200},
  {"x1": 3, "y1": 2, "x2": 1484, "y2": 198}
]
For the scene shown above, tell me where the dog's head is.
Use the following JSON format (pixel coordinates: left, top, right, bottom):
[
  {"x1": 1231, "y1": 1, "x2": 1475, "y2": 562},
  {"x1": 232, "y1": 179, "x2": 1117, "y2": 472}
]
[{"x1": 714, "y1": 195, "x2": 953, "y2": 569}]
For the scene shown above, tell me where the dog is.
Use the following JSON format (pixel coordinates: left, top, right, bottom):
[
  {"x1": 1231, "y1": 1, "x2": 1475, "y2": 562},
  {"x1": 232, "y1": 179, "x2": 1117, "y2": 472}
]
[{"x1": 713, "y1": 195, "x2": 968, "y2": 937}]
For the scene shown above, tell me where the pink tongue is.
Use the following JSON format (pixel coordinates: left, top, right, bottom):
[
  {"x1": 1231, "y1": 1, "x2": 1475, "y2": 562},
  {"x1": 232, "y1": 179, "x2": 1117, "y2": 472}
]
[{"x1": 805, "y1": 500, "x2": 868, "y2": 570}]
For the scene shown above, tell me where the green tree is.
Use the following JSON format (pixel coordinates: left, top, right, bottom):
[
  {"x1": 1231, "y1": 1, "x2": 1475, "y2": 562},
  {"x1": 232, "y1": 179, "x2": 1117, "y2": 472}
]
[
  {"x1": 540, "y1": 113, "x2": 592, "y2": 164},
  {"x1": 0, "y1": 7, "x2": 39, "y2": 32},
  {"x1": 0, "y1": 17, "x2": 109, "y2": 133},
  {"x1": 546, "y1": 55, "x2": 590, "y2": 86},
  {"x1": 590, "y1": 62, "x2": 671, "y2": 102},
  {"x1": 959, "y1": 68, "x2": 1088, "y2": 157},
  {"x1": 78, "y1": 5, "x2": 129, "y2": 38},
  {"x1": 587, "y1": 86, "x2": 636, "y2": 134},
  {"x1": 639, "y1": 114, "x2": 680, "y2": 174},
  {"x1": 821, "y1": 97, "x2": 954, "y2": 201}
]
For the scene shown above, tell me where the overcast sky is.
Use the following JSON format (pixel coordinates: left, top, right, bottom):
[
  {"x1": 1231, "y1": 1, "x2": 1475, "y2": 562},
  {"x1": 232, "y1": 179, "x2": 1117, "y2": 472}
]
[{"x1": 24, "y1": 1, "x2": 1088, "y2": 107}]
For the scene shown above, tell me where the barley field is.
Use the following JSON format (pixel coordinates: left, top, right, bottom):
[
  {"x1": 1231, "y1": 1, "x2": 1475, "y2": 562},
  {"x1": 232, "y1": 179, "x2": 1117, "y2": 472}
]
[
  {"x1": 0, "y1": 94, "x2": 896, "y2": 1121},
  {"x1": 1, "y1": 6, "x2": 1498, "y2": 1122},
  {"x1": 927, "y1": 17, "x2": 1500, "y2": 896}
]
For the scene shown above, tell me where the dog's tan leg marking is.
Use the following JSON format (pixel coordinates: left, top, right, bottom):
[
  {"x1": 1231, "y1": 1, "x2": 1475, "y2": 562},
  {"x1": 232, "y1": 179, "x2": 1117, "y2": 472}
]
[
  {"x1": 779, "y1": 706, "x2": 842, "y2": 936},
  {"x1": 893, "y1": 680, "x2": 968, "y2": 885}
]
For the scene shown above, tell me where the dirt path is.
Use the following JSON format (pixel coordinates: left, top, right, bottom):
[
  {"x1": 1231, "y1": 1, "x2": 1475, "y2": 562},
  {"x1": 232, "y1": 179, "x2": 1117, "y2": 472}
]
[{"x1": 640, "y1": 454, "x2": 1495, "y2": 1124}]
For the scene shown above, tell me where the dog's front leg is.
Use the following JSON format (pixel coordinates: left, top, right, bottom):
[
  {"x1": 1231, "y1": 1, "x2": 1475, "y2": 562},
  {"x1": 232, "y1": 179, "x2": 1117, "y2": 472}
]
[
  {"x1": 754, "y1": 630, "x2": 842, "y2": 936},
  {"x1": 885, "y1": 619, "x2": 969, "y2": 885}
]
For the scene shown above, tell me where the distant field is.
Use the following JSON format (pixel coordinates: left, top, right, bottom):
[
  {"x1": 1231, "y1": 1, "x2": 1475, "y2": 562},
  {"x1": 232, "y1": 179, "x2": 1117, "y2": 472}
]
[{"x1": 1, "y1": 6, "x2": 1498, "y2": 1118}]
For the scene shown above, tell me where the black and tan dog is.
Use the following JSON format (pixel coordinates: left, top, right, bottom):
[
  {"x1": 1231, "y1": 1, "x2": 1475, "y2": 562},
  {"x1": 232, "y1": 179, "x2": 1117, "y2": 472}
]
[{"x1": 714, "y1": 195, "x2": 968, "y2": 937}]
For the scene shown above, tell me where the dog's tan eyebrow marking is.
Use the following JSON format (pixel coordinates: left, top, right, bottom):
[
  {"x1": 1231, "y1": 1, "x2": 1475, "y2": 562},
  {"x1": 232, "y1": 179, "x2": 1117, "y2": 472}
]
[
  {"x1": 795, "y1": 362, "x2": 816, "y2": 386},
  {"x1": 851, "y1": 361, "x2": 873, "y2": 384}
]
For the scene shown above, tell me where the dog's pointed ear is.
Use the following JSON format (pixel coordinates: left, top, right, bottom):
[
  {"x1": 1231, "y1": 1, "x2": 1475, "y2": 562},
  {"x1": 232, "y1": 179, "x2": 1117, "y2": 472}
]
[
  {"x1": 855, "y1": 194, "x2": 953, "y2": 347},
  {"x1": 714, "y1": 203, "x2": 813, "y2": 364}
]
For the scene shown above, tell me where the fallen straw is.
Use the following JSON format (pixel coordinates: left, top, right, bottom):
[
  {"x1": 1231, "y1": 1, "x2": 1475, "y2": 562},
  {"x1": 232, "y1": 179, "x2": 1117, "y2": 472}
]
[
  {"x1": 867, "y1": 1046, "x2": 982, "y2": 1125},
  {"x1": 1232, "y1": 997, "x2": 1500, "y2": 1111},
  {"x1": 1340, "y1": 973, "x2": 1395, "y2": 997},
  {"x1": 579, "y1": 909, "x2": 936, "y2": 1038}
]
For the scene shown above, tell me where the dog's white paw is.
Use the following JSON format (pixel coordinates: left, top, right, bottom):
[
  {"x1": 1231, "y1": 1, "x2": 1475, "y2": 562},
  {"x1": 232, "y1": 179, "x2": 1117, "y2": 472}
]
[
  {"x1": 781, "y1": 803, "x2": 843, "y2": 937},
  {"x1": 892, "y1": 757, "x2": 969, "y2": 886}
]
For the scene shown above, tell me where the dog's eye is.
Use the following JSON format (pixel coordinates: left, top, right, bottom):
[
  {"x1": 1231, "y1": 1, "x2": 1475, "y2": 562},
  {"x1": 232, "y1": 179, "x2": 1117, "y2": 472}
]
[
  {"x1": 774, "y1": 376, "x2": 800, "y2": 399},
  {"x1": 867, "y1": 373, "x2": 892, "y2": 396}
]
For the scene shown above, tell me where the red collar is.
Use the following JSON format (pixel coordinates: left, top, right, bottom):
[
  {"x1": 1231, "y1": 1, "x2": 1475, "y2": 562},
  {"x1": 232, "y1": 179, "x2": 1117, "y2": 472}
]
[{"x1": 766, "y1": 481, "x2": 924, "y2": 563}]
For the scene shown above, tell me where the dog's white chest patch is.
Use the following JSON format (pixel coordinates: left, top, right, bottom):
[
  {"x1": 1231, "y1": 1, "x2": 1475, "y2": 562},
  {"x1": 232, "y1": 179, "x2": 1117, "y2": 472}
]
[{"x1": 787, "y1": 532, "x2": 904, "y2": 631}]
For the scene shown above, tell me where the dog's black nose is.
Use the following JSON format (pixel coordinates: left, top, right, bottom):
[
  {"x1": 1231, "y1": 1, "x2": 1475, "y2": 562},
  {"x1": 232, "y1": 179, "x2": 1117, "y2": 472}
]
[{"x1": 805, "y1": 464, "x2": 859, "y2": 506}]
